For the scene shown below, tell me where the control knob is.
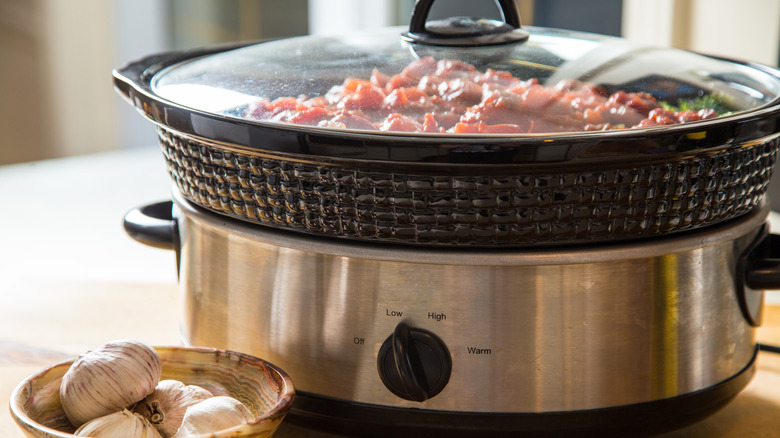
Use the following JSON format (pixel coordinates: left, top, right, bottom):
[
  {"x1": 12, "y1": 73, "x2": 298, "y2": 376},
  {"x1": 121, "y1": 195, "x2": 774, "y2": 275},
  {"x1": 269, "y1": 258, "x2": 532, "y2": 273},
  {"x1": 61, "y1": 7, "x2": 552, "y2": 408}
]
[{"x1": 377, "y1": 321, "x2": 452, "y2": 402}]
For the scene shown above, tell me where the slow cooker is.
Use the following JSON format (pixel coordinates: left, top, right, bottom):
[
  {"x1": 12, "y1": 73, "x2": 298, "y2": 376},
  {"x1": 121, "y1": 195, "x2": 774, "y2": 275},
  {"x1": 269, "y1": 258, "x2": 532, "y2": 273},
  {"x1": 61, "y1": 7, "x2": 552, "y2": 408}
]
[{"x1": 116, "y1": 0, "x2": 780, "y2": 436}]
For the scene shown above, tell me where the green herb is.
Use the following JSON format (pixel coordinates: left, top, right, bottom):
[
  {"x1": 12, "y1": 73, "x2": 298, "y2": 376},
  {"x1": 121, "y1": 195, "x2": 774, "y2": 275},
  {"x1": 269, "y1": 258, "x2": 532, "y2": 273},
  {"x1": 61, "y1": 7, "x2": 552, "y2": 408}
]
[{"x1": 659, "y1": 94, "x2": 735, "y2": 115}]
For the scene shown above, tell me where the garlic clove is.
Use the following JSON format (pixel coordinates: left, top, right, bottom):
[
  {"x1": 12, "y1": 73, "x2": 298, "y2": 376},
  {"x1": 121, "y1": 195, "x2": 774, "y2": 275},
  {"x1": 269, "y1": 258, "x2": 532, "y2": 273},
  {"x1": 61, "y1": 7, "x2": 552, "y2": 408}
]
[
  {"x1": 171, "y1": 396, "x2": 254, "y2": 438},
  {"x1": 74, "y1": 409, "x2": 163, "y2": 437},
  {"x1": 60, "y1": 339, "x2": 162, "y2": 427},
  {"x1": 133, "y1": 380, "x2": 213, "y2": 437}
]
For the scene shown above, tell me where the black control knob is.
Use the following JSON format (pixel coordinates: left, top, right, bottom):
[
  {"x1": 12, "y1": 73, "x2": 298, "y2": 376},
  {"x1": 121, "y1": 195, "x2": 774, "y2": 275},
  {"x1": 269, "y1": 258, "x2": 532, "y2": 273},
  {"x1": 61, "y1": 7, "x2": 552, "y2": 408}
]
[{"x1": 377, "y1": 321, "x2": 452, "y2": 402}]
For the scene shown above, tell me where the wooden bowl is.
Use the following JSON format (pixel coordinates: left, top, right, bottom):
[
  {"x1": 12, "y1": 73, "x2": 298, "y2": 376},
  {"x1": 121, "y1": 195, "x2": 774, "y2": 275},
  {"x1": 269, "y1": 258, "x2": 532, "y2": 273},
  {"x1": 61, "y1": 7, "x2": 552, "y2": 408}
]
[{"x1": 9, "y1": 345, "x2": 294, "y2": 437}]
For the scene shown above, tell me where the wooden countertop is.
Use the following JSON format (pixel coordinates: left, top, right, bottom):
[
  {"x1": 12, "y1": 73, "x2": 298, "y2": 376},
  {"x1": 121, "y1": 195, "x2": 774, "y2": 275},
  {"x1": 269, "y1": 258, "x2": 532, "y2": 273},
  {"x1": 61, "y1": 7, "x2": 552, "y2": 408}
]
[
  {"x1": 0, "y1": 149, "x2": 182, "y2": 437},
  {"x1": 2, "y1": 149, "x2": 780, "y2": 437}
]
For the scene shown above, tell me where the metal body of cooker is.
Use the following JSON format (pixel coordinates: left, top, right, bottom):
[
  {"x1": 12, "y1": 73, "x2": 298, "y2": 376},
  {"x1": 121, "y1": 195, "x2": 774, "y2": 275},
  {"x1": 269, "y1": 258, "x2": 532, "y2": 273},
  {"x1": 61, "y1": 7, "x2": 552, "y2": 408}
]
[{"x1": 120, "y1": 191, "x2": 777, "y2": 436}]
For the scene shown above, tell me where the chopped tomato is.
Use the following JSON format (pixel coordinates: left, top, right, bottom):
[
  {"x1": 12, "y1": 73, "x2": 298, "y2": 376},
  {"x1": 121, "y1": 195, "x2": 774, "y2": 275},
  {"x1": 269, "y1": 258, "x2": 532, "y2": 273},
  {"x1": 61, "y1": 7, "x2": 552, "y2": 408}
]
[
  {"x1": 476, "y1": 69, "x2": 517, "y2": 87},
  {"x1": 422, "y1": 113, "x2": 442, "y2": 133},
  {"x1": 385, "y1": 73, "x2": 419, "y2": 92},
  {"x1": 608, "y1": 91, "x2": 659, "y2": 116},
  {"x1": 452, "y1": 122, "x2": 481, "y2": 134},
  {"x1": 304, "y1": 96, "x2": 328, "y2": 108},
  {"x1": 522, "y1": 85, "x2": 556, "y2": 112},
  {"x1": 437, "y1": 79, "x2": 482, "y2": 105},
  {"x1": 243, "y1": 56, "x2": 722, "y2": 134},
  {"x1": 270, "y1": 97, "x2": 302, "y2": 114},
  {"x1": 647, "y1": 108, "x2": 677, "y2": 125},
  {"x1": 340, "y1": 83, "x2": 386, "y2": 110},
  {"x1": 582, "y1": 108, "x2": 605, "y2": 125},
  {"x1": 379, "y1": 113, "x2": 423, "y2": 132},
  {"x1": 431, "y1": 111, "x2": 461, "y2": 130},
  {"x1": 331, "y1": 111, "x2": 377, "y2": 130},
  {"x1": 479, "y1": 123, "x2": 524, "y2": 134},
  {"x1": 287, "y1": 107, "x2": 333, "y2": 126},
  {"x1": 383, "y1": 87, "x2": 433, "y2": 113},
  {"x1": 245, "y1": 99, "x2": 272, "y2": 119},
  {"x1": 370, "y1": 68, "x2": 389, "y2": 88},
  {"x1": 677, "y1": 108, "x2": 718, "y2": 123},
  {"x1": 343, "y1": 78, "x2": 373, "y2": 92}
]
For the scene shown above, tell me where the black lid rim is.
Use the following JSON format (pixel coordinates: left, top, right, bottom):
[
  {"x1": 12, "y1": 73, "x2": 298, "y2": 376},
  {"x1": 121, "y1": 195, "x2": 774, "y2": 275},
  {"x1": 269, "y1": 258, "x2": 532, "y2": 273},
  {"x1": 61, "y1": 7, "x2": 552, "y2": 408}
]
[{"x1": 112, "y1": 39, "x2": 780, "y2": 165}]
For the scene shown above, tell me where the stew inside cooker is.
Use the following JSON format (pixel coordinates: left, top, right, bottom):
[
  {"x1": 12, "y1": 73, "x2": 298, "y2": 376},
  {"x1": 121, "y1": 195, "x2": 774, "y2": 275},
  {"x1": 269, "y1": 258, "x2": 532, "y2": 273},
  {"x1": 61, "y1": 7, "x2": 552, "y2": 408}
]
[{"x1": 242, "y1": 56, "x2": 729, "y2": 134}]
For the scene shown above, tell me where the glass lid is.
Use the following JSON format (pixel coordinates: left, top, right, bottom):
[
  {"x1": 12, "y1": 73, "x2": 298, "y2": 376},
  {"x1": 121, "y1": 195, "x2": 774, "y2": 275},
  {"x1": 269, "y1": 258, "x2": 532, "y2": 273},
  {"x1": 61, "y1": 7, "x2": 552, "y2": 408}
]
[{"x1": 152, "y1": 15, "x2": 780, "y2": 136}]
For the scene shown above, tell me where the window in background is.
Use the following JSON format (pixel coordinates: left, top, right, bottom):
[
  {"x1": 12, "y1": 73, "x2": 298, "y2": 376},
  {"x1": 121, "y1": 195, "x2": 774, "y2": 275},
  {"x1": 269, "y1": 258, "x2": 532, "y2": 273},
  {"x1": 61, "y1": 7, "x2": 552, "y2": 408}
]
[
  {"x1": 0, "y1": 0, "x2": 54, "y2": 165},
  {"x1": 533, "y1": 0, "x2": 622, "y2": 36},
  {"x1": 114, "y1": 0, "x2": 170, "y2": 152},
  {"x1": 169, "y1": 0, "x2": 308, "y2": 49},
  {"x1": 308, "y1": 0, "x2": 409, "y2": 35}
]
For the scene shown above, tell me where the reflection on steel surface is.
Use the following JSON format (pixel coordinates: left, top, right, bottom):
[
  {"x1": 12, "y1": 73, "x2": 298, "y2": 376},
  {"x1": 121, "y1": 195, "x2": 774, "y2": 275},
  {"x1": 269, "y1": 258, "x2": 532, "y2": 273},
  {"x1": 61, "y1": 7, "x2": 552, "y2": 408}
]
[{"x1": 177, "y1": 193, "x2": 763, "y2": 413}]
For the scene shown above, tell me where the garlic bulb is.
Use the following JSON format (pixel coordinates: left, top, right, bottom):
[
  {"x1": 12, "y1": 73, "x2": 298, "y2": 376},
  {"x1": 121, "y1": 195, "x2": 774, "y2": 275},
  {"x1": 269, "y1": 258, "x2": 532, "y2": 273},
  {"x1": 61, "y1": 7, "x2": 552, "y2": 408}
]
[
  {"x1": 60, "y1": 339, "x2": 162, "y2": 427},
  {"x1": 74, "y1": 409, "x2": 163, "y2": 437},
  {"x1": 133, "y1": 380, "x2": 213, "y2": 437},
  {"x1": 172, "y1": 396, "x2": 254, "y2": 438}
]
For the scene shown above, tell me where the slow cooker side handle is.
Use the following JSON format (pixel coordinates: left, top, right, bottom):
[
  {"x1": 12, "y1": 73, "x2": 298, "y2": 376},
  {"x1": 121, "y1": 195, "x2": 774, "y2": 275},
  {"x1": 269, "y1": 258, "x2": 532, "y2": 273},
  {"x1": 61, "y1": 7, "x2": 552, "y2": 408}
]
[
  {"x1": 740, "y1": 228, "x2": 780, "y2": 326},
  {"x1": 743, "y1": 231, "x2": 780, "y2": 355},
  {"x1": 123, "y1": 201, "x2": 177, "y2": 251},
  {"x1": 745, "y1": 233, "x2": 780, "y2": 290},
  {"x1": 124, "y1": 201, "x2": 181, "y2": 280}
]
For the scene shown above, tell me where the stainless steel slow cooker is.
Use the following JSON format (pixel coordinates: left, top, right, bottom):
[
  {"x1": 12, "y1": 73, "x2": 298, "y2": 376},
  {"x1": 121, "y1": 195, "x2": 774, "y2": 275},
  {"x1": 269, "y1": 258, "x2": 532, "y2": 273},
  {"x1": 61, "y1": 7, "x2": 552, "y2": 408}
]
[{"x1": 116, "y1": 1, "x2": 780, "y2": 436}]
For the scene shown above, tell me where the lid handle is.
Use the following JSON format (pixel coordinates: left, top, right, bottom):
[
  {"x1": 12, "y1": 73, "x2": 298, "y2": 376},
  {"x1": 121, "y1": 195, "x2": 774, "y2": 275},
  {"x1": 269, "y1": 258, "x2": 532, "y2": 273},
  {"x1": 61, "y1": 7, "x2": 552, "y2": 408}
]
[{"x1": 402, "y1": 0, "x2": 530, "y2": 47}]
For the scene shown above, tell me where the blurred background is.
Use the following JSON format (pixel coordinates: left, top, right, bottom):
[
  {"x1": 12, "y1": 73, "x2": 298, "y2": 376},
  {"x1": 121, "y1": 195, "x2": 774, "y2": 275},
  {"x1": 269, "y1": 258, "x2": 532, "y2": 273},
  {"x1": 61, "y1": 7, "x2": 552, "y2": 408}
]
[{"x1": 1, "y1": 0, "x2": 779, "y2": 165}]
